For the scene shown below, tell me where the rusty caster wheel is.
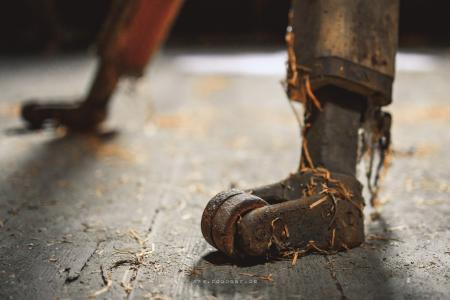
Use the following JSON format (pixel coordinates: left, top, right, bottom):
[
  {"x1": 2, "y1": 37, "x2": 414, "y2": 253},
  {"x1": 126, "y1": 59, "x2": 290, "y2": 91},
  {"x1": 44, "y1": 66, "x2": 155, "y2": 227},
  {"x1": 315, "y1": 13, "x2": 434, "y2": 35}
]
[
  {"x1": 201, "y1": 174, "x2": 365, "y2": 259},
  {"x1": 201, "y1": 189, "x2": 269, "y2": 258}
]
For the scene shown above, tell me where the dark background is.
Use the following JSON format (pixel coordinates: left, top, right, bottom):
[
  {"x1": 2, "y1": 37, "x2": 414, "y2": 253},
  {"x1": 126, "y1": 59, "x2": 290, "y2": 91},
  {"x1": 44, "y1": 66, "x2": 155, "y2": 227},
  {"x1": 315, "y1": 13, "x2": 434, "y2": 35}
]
[{"x1": 0, "y1": 0, "x2": 448, "y2": 54}]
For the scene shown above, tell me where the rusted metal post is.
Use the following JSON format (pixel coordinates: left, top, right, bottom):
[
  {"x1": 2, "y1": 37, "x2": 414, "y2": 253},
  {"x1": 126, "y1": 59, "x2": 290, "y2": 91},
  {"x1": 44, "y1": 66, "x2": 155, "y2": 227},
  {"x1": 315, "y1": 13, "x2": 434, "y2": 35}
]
[
  {"x1": 291, "y1": 0, "x2": 399, "y2": 106},
  {"x1": 291, "y1": 0, "x2": 399, "y2": 202},
  {"x1": 300, "y1": 87, "x2": 364, "y2": 176}
]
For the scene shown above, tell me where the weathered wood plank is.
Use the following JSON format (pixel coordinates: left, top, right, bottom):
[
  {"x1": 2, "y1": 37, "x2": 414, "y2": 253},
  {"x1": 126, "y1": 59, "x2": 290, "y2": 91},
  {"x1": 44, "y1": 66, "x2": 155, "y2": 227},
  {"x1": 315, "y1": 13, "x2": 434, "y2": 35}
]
[{"x1": 0, "y1": 50, "x2": 450, "y2": 300}]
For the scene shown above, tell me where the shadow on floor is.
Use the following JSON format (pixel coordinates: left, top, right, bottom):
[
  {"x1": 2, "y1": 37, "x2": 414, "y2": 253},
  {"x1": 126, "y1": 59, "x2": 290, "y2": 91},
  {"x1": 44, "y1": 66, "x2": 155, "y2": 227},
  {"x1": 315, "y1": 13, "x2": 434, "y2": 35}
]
[
  {"x1": 0, "y1": 129, "x2": 119, "y2": 226},
  {"x1": 0, "y1": 130, "x2": 121, "y2": 299},
  {"x1": 186, "y1": 214, "x2": 407, "y2": 299}
]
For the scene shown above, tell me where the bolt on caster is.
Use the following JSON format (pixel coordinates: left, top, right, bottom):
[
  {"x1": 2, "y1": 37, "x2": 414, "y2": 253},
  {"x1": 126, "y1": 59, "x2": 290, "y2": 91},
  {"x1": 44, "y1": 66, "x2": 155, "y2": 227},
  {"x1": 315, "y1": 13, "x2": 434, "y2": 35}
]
[{"x1": 201, "y1": 169, "x2": 365, "y2": 259}]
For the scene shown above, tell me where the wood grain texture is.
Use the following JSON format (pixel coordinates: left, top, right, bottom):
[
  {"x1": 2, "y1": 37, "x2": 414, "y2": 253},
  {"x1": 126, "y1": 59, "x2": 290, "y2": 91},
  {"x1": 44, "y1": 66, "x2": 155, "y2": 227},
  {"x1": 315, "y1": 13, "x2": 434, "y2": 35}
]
[{"x1": 0, "y1": 50, "x2": 449, "y2": 299}]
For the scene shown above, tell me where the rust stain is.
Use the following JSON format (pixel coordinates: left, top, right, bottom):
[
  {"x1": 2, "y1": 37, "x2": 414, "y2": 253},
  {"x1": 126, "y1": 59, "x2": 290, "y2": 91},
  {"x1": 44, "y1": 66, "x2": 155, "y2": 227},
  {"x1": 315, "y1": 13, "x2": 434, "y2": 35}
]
[
  {"x1": 192, "y1": 76, "x2": 229, "y2": 99},
  {"x1": 151, "y1": 107, "x2": 216, "y2": 136},
  {"x1": 0, "y1": 103, "x2": 20, "y2": 118},
  {"x1": 84, "y1": 136, "x2": 135, "y2": 162},
  {"x1": 393, "y1": 105, "x2": 450, "y2": 123},
  {"x1": 394, "y1": 144, "x2": 439, "y2": 158}
]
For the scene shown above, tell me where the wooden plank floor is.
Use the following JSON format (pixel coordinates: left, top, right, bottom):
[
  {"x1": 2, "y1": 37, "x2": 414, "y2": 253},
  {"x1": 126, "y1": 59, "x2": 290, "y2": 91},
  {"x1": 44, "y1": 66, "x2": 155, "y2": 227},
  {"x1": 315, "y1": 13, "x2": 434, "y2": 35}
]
[{"x1": 0, "y1": 49, "x2": 449, "y2": 299}]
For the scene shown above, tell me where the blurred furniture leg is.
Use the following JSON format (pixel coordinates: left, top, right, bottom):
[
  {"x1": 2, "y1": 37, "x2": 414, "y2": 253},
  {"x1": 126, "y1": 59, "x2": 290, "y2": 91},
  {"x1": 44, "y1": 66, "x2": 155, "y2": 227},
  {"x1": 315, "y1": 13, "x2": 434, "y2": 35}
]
[{"x1": 21, "y1": 0, "x2": 183, "y2": 131}]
